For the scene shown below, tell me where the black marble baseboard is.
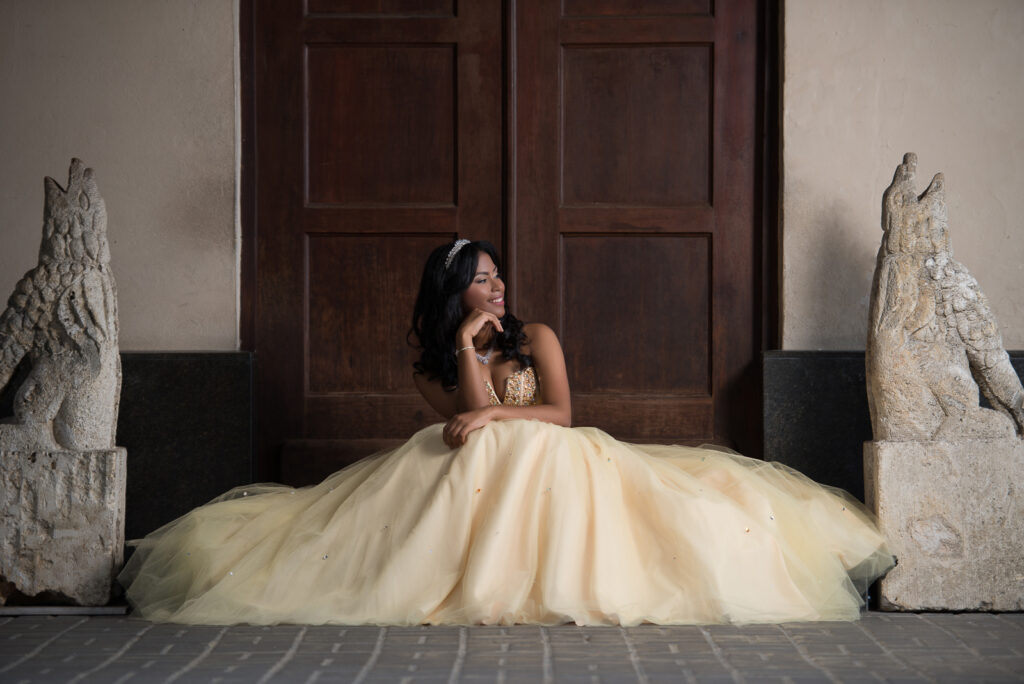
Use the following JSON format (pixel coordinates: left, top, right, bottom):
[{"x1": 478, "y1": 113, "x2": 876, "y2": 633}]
[
  {"x1": 763, "y1": 350, "x2": 1024, "y2": 502},
  {"x1": 10, "y1": 348, "x2": 1021, "y2": 537},
  {"x1": 118, "y1": 352, "x2": 253, "y2": 539},
  {"x1": 1, "y1": 352, "x2": 253, "y2": 540}
]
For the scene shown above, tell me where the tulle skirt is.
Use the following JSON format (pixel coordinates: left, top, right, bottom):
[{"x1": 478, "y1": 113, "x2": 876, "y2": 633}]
[{"x1": 119, "y1": 420, "x2": 893, "y2": 625}]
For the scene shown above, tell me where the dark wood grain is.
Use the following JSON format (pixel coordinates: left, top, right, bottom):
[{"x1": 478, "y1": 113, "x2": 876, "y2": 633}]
[
  {"x1": 306, "y1": 44, "x2": 456, "y2": 205},
  {"x1": 709, "y1": 0, "x2": 759, "y2": 454},
  {"x1": 307, "y1": 0, "x2": 452, "y2": 15},
  {"x1": 253, "y1": 0, "x2": 306, "y2": 481},
  {"x1": 571, "y1": 394, "x2": 713, "y2": 440},
  {"x1": 562, "y1": 0, "x2": 711, "y2": 17},
  {"x1": 239, "y1": 0, "x2": 256, "y2": 352},
  {"x1": 251, "y1": 0, "x2": 502, "y2": 479},
  {"x1": 559, "y1": 206, "x2": 713, "y2": 233},
  {"x1": 560, "y1": 16, "x2": 714, "y2": 44},
  {"x1": 562, "y1": 44, "x2": 711, "y2": 207},
  {"x1": 304, "y1": 393, "x2": 440, "y2": 438},
  {"x1": 514, "y1": 0, "x2": 760, "y2": 446},
  {"x1": 561, "y1": 234, "x2": 710, "y2": 394},
  {"x1": 248, "y1": 0, "x2": 771, "y2": 479},
  {"x1": 306, "y1": 233, "x2": 441, "y2": 393}
]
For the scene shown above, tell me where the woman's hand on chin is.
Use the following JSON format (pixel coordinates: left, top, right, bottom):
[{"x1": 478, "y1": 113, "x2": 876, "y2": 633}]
[
  {"x1": 456, "y1": 308, "x2": 503, "y2": 347},
  {"x1": 442, "y1": 406, "x2": 496, "y2": 449}
]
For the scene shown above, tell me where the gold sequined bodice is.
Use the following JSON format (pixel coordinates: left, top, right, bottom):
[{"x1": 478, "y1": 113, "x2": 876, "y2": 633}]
[{"x1": 485, "y1": 366, "x2": 539, "y2": 406}]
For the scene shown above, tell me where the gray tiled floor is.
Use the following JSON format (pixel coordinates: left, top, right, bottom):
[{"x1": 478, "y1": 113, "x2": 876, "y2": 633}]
[{"x1": 1, "y1": 612, "x2": 1022, "y2": 683}]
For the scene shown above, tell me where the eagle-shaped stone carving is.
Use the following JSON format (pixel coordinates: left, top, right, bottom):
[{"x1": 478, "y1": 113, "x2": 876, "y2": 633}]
[
  {"x1": 867, "y1": 153, "x2": 1024, "y2": 441},
  {"x1": 0, "y1": 159, "x2": 120, "y2": 451}
]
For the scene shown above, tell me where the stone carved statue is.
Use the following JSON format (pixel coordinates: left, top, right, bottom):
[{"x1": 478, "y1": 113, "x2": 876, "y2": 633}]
[
  {"x1": 866, "y1": 152, "x2": 1024, "y2": 441},
  {"x1": 0, "y1": 158, "x2": 121, "y2": 451},
  {"x1": 0, "y1": 159, "x2": 125, "y2": 607}
]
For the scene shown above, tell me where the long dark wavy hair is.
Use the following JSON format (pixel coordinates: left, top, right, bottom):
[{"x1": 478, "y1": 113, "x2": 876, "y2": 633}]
[{"x1": 410, "y1": 240, "x2": 532, "y2": 390}]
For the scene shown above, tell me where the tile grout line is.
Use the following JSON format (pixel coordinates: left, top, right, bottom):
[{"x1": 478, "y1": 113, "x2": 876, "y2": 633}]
[
  {"x1": 0, "y1": 617, "x2": 90, "y2": 674},
  {"x1": 68, "y1": 622, "x2": 154, "y2": 684},
  {"x1": 618, "y1": 626, "x2": 651, "y2": 684},
  {"x1": 112, "y1": 670, "x2": 137, "y2": 684},
  {"x1": 663, "y1": 628, "x2": 698, "y2": 684},
  {"x1": 698, "y1": 626, "x2": 745, "y2": 684},
  {"x1": 540, "y1": 626, "x2": 554, "y2": 684},
  {"x1": 256, "y1": 625, "x2": 308, "y2": 684},
  {"x1": 447, "y1": 626, "x2": 468, "y2": 684},
  {"x1": 164, "y1": 626, "x2": 229, "y2": 683},
  {"x1": 853, "y1": 619, "x2": 937, "y2": 683},
  {"x1": 992, "y1": 613, "x2": 1024, "y2": 633},
  {"x1": 352, "y1": 626, "x2": 387, "y2": 684},
  {"x1": 917, "y1": 614, "x2": 1020, "y2": 680},
  {"x1": 775, "y1": 624, "x2": 841, "y2": 683}
]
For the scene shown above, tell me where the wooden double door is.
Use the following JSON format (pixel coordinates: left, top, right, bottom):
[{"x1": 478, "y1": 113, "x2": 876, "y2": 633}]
[{"x1": 247, "y1": 0, "x2": 769, "y2": 482}]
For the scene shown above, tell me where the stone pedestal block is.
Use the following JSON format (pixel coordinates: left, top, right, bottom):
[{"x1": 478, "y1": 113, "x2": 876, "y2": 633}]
[
  {"x1": 864, "y1": 440, "x2": 1024, "y2": 611},
  {"x1": 0, "y1": 449, "x2": 126, "y2": 605}
]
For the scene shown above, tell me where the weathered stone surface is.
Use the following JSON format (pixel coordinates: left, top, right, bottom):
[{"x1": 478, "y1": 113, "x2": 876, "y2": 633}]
[
  {"x1": 0, "y1": 449, "x2": 126, "y2": 606},
  {"x1": 0, "y1": 158, "x2": 121, "y2": 452},
  {"x1": 0, "y1": 160, "x2": 124, "y2": 606},
  {"x1": 864, "y1": 440, "x2": 1024, "y2": 611},
  {"x1": 866, "y1": 153, "x2": 1024, "y2": 442}
]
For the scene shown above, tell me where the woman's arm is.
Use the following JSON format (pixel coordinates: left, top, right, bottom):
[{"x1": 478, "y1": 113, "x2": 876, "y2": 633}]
[
  {"x1": 413, "y1": 372, "x2": 459, "y2": 418},
  {"x1": 453, "y1": 322, "x2": 495, "y2": 412},
  {"x1": 413, "y1": 308, "x2": 505, "y2": 418},
  {"x1": 441, "y1": 323, "x2": 571, "y2": 448}
]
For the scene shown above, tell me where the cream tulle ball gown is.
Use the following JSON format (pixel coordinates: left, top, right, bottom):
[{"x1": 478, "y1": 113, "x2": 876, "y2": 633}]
[{"x1": 120, "y1": 367, "x2": 893, "y2": 625}]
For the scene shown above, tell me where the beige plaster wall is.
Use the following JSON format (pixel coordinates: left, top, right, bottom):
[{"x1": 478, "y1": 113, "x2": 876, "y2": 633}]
[
  {"x1": 0, "y1": 0, "x2": 238, "y2": 350},
  {"x1": 782, "y1": 0, "x2": 1024, "y2": 349}
]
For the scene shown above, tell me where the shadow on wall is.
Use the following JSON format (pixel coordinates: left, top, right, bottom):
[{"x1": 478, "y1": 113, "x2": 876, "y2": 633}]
[{"x1": 803, "y1": 197, "x2": 877, "y2": 349}]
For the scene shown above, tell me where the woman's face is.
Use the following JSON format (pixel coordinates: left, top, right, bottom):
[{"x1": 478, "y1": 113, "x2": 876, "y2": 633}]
[{"x1": 460, "y1": 252, "x2": 505, "y2": 317}]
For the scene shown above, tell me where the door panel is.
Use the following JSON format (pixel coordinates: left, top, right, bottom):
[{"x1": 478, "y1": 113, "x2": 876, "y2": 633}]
[
  {"x1": 305, "y1": 44, "x2": 456, "y2": 205},
  {"x1": 512, "y1": 0, "x2": 758, "y2": 446},
  {"x1": 561, "y1": 44, "x2": 711, "y2": 206},
  {"x1": 252, "y1": 1, "x2": 502, "y2": 480},
  {"x1": 562, "y1": 234, "x2": 710, "y2": 395}
]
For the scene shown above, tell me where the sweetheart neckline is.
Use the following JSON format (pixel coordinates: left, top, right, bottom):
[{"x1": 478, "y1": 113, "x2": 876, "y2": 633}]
[{"x1": 486, "y1": 366, "x2": 534, "y2": 404}]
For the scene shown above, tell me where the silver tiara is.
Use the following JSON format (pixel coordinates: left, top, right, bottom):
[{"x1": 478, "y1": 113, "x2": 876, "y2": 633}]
[{"x1": 444, "y1": 239, "x2": 470, "y2": 269}]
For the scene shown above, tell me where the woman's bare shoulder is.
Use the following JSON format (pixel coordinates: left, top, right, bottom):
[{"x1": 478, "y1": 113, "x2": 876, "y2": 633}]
[
  {"x1": 522, "y1": 323, "x2": 564, "y2": 362},
  {"x1": 523, "y1": 322, "x2": 559, "y2": 343}
]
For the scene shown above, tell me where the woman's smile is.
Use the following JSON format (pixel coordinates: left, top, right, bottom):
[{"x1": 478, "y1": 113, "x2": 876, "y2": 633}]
[{"x1": 486, "y1": 295, "x2": 505, "y2": 313}]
